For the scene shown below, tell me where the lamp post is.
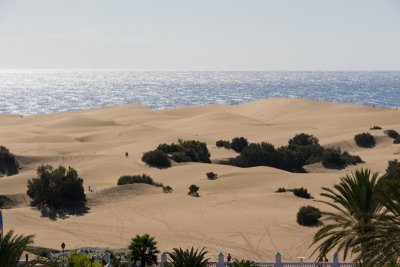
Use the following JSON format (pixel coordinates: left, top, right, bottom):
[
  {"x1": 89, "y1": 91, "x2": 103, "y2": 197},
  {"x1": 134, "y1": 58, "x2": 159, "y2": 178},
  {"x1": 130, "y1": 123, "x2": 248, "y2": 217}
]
[{"x1": 61, "y1": 242, "x2": 66, "y2": 267}]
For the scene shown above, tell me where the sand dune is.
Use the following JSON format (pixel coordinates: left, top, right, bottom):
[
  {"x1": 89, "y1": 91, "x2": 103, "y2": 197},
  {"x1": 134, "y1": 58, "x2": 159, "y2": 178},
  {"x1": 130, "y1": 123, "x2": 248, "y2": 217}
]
[{"x1": 0, "y1": 98, "x2": 399, "y2": 261}]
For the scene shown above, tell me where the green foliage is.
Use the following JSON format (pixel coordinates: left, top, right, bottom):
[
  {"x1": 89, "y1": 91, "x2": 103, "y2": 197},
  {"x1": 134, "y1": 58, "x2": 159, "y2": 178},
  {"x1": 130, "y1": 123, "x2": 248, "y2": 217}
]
[
  {"x1": 163, "y1": 185, "x2": 173, "y2": 193},
  {"x1": 297, "y1": 206, "x2": 321, "y2": 226},
  {"x1": 369, "y1": 126, "x2": 382, "y2": 130},
  {"x1": 384, "y1": 258, "x2": 398, "y2": 267},
  {"x1": 0, "y1": 145, "x2": 19, "y2": 176},
  {"x1": 117, "y1": 174, "x2": 155, "y2": 186},
  {"x1": 311, "y1": 169, "x2": 381, "y2": 262},
  {"x1": 206, "y1": 172, "x2": 218, "y2": 180},
  {"x1": 293, "y1": 187, "x2": 311, "y2": 199},
  {"x1": 216, "y1": 140, "x2": 230, "y2": 149},
  {"x1": 354, "y1": 132, "x2": 376, "y2": 148},
  {"x1": 384, "y1": 129, "x2": 400, "y2": 139},
  {"x1": 0, "y1": 230, "x2": 34, "y2": 267},
  {"x1": 321, "y1": 148, "x2": 363, "y2": 169},
  {"x1": 230, "y1": 137, "x2": 249, "y2": 153},
  {"x1": 228, "y1": 259, "x2": 259, "y2": 267},
  {"x1": 383, "y1": 159, "x2": 400, "y2": 180},
  {"x1": 288, "y1": 133, "x2": 320, "y2": 146},
  {"x1": 129, "y1": 234, "x2": 159, "y2": 267},
  {"x1": 67, "y1": 252, "x2": 103, "y2": 267},
  {"x1": 188, "y1": 184, "x2": 200, "y2": 197},
  {"x1": 27, "y1": 165, "x2": 86, "y2": 209},
  {"x1": 275, "y1": 187, "x2": 288, "y2": 193},
  {"x1": 142, "y1": 149, "x2": 172, "y2": 168},
  {"x1": 167, "y1": 247, "x2": 210, "y2": 267}
]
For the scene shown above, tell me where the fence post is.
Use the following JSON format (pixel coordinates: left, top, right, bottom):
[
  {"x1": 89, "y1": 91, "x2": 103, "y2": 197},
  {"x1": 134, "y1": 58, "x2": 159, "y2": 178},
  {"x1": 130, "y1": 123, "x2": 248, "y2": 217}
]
[
  {"x1": 274, "y1": 252, "x2": 283, "y2": 267},
  {"x1": 332, "y1": 252, "x2": 339, "y2": 267},
  {"x1": 160, "y1": 252, "x2": 167, "y2": 267},
  {"x1": 217, "y1": 252, "x2": 225, "y2": 267}
]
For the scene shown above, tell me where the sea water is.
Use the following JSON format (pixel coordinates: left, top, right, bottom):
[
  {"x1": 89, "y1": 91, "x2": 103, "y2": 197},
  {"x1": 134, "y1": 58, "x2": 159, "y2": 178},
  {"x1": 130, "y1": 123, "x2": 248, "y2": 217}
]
[{"x1": 0, "y1": 70, "x2": 399, "y2": 115}]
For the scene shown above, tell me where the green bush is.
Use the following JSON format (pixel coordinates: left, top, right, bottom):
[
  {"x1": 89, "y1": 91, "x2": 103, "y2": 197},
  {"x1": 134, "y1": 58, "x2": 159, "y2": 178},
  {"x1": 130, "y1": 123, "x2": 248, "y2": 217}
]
[
  {"x1": 293, "y1": 187, "x2": 311, "y2": 199},
  {"x1": 288, "y1": 133, "x2": 320, "y2": 146},
  {"x1": 297, "y1": 205, "x2": 321, "y2": 226},
  {"x1": 188, "y1": 184, "x2": 200, "y2": 197},
  {"x1": 67, "y1": 252, "x2": 103, "y2": 267},
  {"x1": 321, "y1": 148, "x2": 363, "y2": 169},
  {"x1": 228, "y1": 259, "x2": 259, "y2": 267},
  {"x1": 275, "y1": 187, "x2": 288, "y2": 193},
  {"x1": 216, "y1": 140, "x2": 230, "y2": 149},
  {"x1": 142, "y1": 150, "x2": 171, "y2": 168},
  {"x1": 370, "y1": 126, "x2": 382, "y2": 130},
  {"x1": 0, "y1": 146, "x2": 19, "y2": 176},
  {"x1": 163, "y1": 185, "x2": 173, "y2": 193},
  {"x1": 383, "y1": 159, "x2": 400, "y2": 180},
  {"x1": 354, "y1": 133, "x2": 376, "y2": 148},
  {"x1": 230, "y1": 137, "x2": 249, "y2": 153},
  {"x1": 129, "y1": 234, "x2": 159, "y2": 267},
  {"x1": 27, "y1": 165, "x2": 86, "y2": 209},
  {"x1": 206, "y1": 172, "x2": 218, "y2": 180},
  {"x1": 384, "y1": 129, "x2": 400, "y2": 139},
  {"x1": 117, "y1": 174, "x2": 155, "y2": 186},
  {"x1": 167, "y1": 247, "x2": 210, "y2": 267}
]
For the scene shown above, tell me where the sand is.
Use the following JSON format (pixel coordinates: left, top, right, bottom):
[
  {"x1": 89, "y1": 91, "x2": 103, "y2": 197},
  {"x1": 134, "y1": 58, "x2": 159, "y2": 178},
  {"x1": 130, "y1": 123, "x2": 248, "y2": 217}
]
[{"x1": 0, "y1": 98, "x2": 399, "y2": 261}]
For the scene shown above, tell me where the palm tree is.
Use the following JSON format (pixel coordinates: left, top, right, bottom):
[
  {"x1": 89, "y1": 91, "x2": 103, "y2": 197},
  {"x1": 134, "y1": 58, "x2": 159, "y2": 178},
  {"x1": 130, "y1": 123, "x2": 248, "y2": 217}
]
[
  {"x1": 168, "y1": 247, "x2": 210, "y2": 267},
  {"x1": 128, "y1": 234, "x2": 159, "y2": 267},
  {"x1": 0, "y1": 230, "x2": 34, "y2": 267},
  {"x1": 358, "y1": 179, "x2": 400, "y2": 266},
  {"x1": 228, "y1": 259, "x2": 259, "y2": 267},
  {"x1": 311, "y1": 169, "x2": 382, "y2": 265}
]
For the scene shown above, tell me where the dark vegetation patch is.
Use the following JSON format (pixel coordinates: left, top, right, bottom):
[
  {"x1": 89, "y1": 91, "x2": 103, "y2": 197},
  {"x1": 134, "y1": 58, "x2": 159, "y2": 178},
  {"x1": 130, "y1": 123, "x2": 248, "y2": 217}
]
[
  {"x1": 293, "y1": 187, "x2": 312, "y2": 199},
  {"x1": 394, "y1": 137, "x2": 400, "y2": 144},
  {"x1": 354, "y1": 133, "x2": 376, "y2": 148},
  {"x1": 26, "y1": 246, "x2": 59, "y2": 258},
  {"x1": 370, "y1": 126, "x2": 382, "y2": 130},
  {"x1": 188, "y1": 184, "x2": 200, "y2": 197},
  {"x1": 117, "y1": 174, "x2": 172, "y2": 193},
  {"x1": 384, "y1": 129, "x2": 400, "y2": 139},
  {"x1": 142, "y1": 150, "x2": 171, "y2": 169},
  {"x1": 206, "y1": 172, "x2": 218, "y2": 180},
  {"x1": 218, "y1": 133, "x2": 363, "y2": 172},
  {"x1": 230, "y1": 137, "x2": 249, "y2": 153},
  {"x1": 322, "y1": 148, "x2": 364, "y2": 169},
  {"x1": 0, "y1": 145, "x2": 19, "y2": 176},
  {"x1": 143, "y1": 139, "x2": 211, "y2": 168},
  {"x1": 27, "y1": 165, "x2": 88, "y2": 219},
  {"x1": 297, "y1": 205, "x2": 322, "y2": 226},
  {"x1": 216, "y1": 140, "x2": 230, "y2": 149},
  {"x1": 0, "y1": 195, "x2": 11, "y2": 208}
]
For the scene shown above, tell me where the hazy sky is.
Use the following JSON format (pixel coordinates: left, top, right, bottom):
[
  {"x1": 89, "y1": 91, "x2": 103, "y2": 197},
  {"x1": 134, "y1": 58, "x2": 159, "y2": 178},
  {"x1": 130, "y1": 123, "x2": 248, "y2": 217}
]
[{"x1": 0, "y1": 0, "x2": 399, "y2": 70}]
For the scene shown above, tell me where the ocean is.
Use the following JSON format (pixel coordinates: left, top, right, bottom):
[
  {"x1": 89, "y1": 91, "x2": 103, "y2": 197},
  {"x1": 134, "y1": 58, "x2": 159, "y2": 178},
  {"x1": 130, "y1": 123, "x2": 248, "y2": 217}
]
[{"x1": 0, "y1": 70, "x2": 399, "y2": 115}]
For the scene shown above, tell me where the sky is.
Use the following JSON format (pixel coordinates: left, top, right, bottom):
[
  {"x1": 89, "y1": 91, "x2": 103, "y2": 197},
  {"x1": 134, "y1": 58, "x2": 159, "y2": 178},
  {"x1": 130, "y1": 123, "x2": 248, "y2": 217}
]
[{"x1": 0, "y1": 0, "x2": 399, "y2": 70}]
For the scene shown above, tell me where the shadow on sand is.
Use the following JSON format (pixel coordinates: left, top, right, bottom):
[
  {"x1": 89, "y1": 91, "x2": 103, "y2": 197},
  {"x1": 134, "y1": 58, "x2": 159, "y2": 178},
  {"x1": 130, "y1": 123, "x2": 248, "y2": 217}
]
[{"x1": 37, "y1": 203, "x2": 90, "y2": 221}]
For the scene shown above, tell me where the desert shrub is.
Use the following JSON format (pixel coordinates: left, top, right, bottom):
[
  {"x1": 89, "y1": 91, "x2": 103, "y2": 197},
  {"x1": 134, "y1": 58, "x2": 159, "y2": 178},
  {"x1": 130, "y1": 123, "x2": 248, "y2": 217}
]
[
  {"x1": 321, "y1": 148, "x2": 363, "y2": 169},
  {"x1": 27, "y1": 165, "x2": 86, "y2": 210},
  {"x1": 206, "y1": 172, "x2": 218, "y2": 180},
  {"x1": 171, "y1": 152, "x2": 192, "y2": 163},
  {"x1": 26, "y1": 245, "x2": 59, "y2": 258},
  {"x1": 188, "y1": 184, "x2": 200, "y2": 197},
  {"x1": 293, "y1": 187, "x2": 311, "y2": 199},
  {"x1": 354, "y1": 133, "x2": 376, "y2": 148},
  {"x1": 288, "y1": 133, "x2": 320, "y2": 146},
  {"x1": 230, "y1": 137, "x2": 249, "y2": 153},
  {"x1": 394, "y1": 137, "x2": 400, "y2": 144},
  {"x1": 157, "y1": 143, "x2": 183, "y2": 154},
  {"x1": 384, "y1": 129, "x2": 400, "y2": 139},
  {"x1": 297, "y1": 206, "x2": 321, "y2": 226},
  {"x1": 216, "y1": 140, "x2": 230, "y2": 149},
  {"x1": 275, "y1": 187, "x2": 287, "y2": 193},
  {"x1": 234, "y1": 142, "x2": 277, "y2": 167},
  {"x1": 142, "y1": 150, "x2": 171, "y2": 168},
  {"x1": 383, "y1": 159, "x2": 400, "y2": 180},
  {"x1": 117, "y1": 174, "x2": 155, "y2": 186},
  {"x1": 0, "y1": 146, "x2": 19, "y2": 176},
  {"x1": 67, "y1": 251, "x2": 103, "y2": 267},
  {"x1": 370, "y1": 126, "x2": 382, "y2": 130},
  {"x1": 163, "y1": 185, "x2": 173, "y2": 193}
]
